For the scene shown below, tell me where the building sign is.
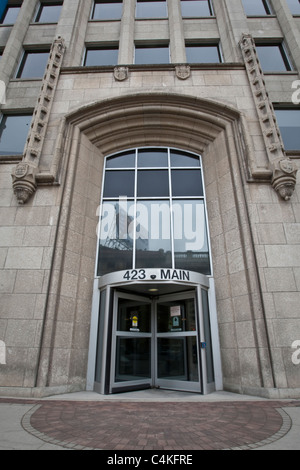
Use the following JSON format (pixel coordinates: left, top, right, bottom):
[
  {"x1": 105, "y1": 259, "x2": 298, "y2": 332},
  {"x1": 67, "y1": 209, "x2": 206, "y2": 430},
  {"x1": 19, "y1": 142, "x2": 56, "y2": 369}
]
[{"x1": 98, "y1": 268, "x2": 210, "y2": 289}]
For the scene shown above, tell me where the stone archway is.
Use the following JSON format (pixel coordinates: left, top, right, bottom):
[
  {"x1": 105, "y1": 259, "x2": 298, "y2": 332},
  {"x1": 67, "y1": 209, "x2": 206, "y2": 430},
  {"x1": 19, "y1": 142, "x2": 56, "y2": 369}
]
[{"x1": 35, "y1": 93, "x2": 275, "y2": 397}]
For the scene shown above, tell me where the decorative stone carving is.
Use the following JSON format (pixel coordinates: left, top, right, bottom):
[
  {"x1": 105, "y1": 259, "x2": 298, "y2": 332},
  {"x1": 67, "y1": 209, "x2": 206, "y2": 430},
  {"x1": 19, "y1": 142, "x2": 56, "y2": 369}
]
[
  {"x1": 239, "y1": 33, "x2": 298, "y2": 201},
  {"x1": 114, "y1": 66, "x2": 129, "y2": 81},
  {"x1": 11, "y1": 37, "x2": 66, "y2": 204},
  {"x1": 175, "y1": 65, "x2": 191, "y2": 80}
]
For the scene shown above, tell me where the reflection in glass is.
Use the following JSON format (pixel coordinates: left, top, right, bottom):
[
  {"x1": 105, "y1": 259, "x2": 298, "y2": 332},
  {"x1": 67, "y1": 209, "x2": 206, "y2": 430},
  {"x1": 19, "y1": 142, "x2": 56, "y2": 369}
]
[
  {"x1": 256, "y1": 45, "x2": 291, "y2": 72},
  {"x1": 157, "y1": 337, "x2": 199, "y2": 382},
  {"x1": 181, "y1": 0, "x2": 213, "y2": 17},
  {"x1": 138, "y1": 148, "x2": 168, "y2": 167},
  {"x1": 0, "y1": 115, "x2": 32, "y2": 155},
  {"x1": 115, "y1": 337, "x2": 151, "y2": 382},
  {"x1": 97, "y1": 200, "x2": 134, "y2": 275},
  {"x1": 17, "y1": 51, "x2": 50, "y2": 79},
  {"x1": 35, "y1": 4, "x2": 62, "y2": 23},
  {"x1": 136, "y1": 0, "x2": 167, "y2": 18},
  {"x1": 157, "y1": 299, "x2": 196, "y2": 333},
  {"x1": 135, "y1": 46, "x2": 170, "y2": 65},
  {"x1": 170, "y1": 150, "x2": 200, "y2": 168},
  {"x1": 84, "y1": 47, "x2": 119, "y2": 66},
  {"x1": 117, "y1": 299, "x2": 151, "y2": 333},
  {"x1": 103, "y1": 170, "x2": 135, "y2": 198},
  {"x1": 135, "y1": 200, "x2": 172, "y2": 269},
  {"x1": 137, "y1": 170, "x2": 169, "y2": 197},
  {"x1": 242, "y1": 0, "x2": 271, "y2": 16},
  {"x1": 185, "y1": 45, "x2": 221, "y2": 64},
  {"x1": 173, "y1": 200, "x2": 210, "y2": 274},
  {"x1": 92, "y1": 1, "x2": 123, "y2": 20},
  {"x1": 106, "y1": 151, "x2": 136, "y2": 169},
  {"x1": 275, "y1": 109, "x2": 300, "y2": 150},
  {"x1": 171, "y1": 169, "x2": 203, "y2": 197}
]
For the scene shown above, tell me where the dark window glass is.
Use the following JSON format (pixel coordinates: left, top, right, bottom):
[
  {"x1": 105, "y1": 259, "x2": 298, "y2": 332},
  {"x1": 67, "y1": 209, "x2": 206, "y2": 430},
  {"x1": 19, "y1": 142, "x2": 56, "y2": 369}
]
[
  {"x1": 0, "y1": 114, "x2": 32, "y2": 155},
  {"x1": 103, "y1": 170, "x2": 135, "y2": 198},
  {"x1": 256, "y1": 44, "x2": 292, "y2": 72},
  {"x1": 242, "y1": 0, "x2": 271, "y2": 15},
  {"x1": 171, "y1": 169, "x2": 203, "y2": 197},
  {"x1": 135, "y1": 45, "x2": 169, "y2": 64},
  {"x1": 16, "y1": 50, "x2": 49, "y2": 79},
  {"x1": 1, "y1": 6, "x2": 21, "y2": 24},
  {"x1": 181, "y1": 0, "x2": 213, "y2": 17},
  {"x1": 286, "y1": 0, "x2": 300, "y2": 15},
  {"x1": 186, "y1": 45, "x2": 221, "y2": 63},
  {"x1": 135, "y1": 200, "x2": 172, "y2": 269},
  {"x1": 84, "y1": 47, "x2": 119, "y2": 66},
  {"x1": 138, "y1": 148, "x2": 168, "y2": 167},
  {"x1": 98, "y1": 200, "x2": 134, "y2": 275},
  {"x1": 106, "y1": 150, "x2": 136, "y2": 168},
  {"x1": 136, "y1": 0, "x2": 167, "y2": 18},
  {"x1": 92, "y1": 0, "x2": 123, "y2": 20},
  {"x1": 275, "y1": 109, "x2": 300, "y2": 150},
  {"x1": 171, "y1": 150, "x2": 200, "y2": 167},
  {"x1": 137, "y1": 170, "x2": 169, "y2": 197},
  {"x1": 35, "y1": 3, "x2": 63, "y2": 23}
]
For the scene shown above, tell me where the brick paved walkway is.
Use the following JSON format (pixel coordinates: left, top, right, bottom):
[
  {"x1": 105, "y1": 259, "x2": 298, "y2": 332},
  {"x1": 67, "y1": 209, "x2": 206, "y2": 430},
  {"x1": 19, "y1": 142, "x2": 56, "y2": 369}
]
[{"x1": 16, "y1": 400, "x2": 298, "y2": 450}]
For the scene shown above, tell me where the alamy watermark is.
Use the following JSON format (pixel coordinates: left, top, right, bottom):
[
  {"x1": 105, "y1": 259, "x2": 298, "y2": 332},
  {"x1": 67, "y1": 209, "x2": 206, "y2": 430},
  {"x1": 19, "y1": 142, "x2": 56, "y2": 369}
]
[
  {"x1": 0, "y1": 80, "x2": 6, "y2": 105},
  {"x1": 292, "y1": 340, "x2": 300, "y2": 366},
  {"x1": 0, "y1": 340, "x2": 6, "y2": 365},
  {"x1": 292, "y1": 80, "x2": 300, "y2": 105}
]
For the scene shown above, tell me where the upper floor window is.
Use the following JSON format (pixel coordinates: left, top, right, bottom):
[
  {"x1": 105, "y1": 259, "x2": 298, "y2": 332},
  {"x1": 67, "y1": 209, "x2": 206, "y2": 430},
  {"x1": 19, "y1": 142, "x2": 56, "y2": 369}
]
[
  {"x1": 135, "y1": 44, "x2": 170, "y2": 64},
  {"x1": 0, "y1": 114, "x2": 32, "y2": 156},
  {"x1": 286, "y1": 0, "x2": 300, "y2": 15},
  {"x1": 84, "y1": 45, "x2": 119, "y2": 66},
  {"x1": 91, "y1": 0, "x2": 123, "y2": 20},
  {"x1": 185, "y1": 43, "x2": 222, "y2": 63},
  {"x1": 34, "y1": 2, "x2": 63, "y2": 23},
  {"x1": 136, "y1": 0, "x2": 167, "y2": 19},
  {"x1": 16, "y1": 50, "x2": 50, "y2": 79},
  {"x1": 275, "y1": 108, "x2": 300, "y2": 150},
  {"x1": 0, "y1": 4, "x2": 21, "y2": 24},
  {"x1": 242, "y1": 0, "x2": 272, "y2": 16},
  {"x1": 181, "y1": 0, "x2": 214, "y2": 17},
  {"x1": 97, "y1": 148, "x2": 211, "y2": 276},
  {"x1": 256, "y1": 43, "x2": 292, "y2": 72}
]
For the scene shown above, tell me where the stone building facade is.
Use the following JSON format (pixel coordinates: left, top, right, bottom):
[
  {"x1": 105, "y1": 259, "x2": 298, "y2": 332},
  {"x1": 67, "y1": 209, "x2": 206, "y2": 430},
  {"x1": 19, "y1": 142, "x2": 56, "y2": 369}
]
[{"x1": 0, "y1": 0, "x2": 299, "y2": 398}]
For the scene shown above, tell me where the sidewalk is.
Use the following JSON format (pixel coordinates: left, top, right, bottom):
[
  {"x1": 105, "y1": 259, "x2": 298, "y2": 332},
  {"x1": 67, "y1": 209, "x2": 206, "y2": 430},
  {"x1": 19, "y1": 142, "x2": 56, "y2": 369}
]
[{"x1": 0, "y1": 390, "x2": 299, "y2": 450}]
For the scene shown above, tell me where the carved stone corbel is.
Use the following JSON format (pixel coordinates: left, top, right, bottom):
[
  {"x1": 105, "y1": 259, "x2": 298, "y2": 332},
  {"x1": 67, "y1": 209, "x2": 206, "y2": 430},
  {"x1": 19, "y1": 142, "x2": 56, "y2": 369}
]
[
  {"x1": 239, "y1": 33, "x2": 298, "y2": 200},
  {"x1": 271, "y1": 158, "x2": 298, "y2": 201},
  {"x1": 11, "y1": 37, "x2": 66, "y2": 204}
]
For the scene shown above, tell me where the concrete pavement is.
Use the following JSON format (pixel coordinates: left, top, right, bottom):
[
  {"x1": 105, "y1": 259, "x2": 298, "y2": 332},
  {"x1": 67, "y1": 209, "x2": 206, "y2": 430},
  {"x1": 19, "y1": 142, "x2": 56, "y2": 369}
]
[{"x1": 0, "y1": 390, "x2": 299, "y2": 450}]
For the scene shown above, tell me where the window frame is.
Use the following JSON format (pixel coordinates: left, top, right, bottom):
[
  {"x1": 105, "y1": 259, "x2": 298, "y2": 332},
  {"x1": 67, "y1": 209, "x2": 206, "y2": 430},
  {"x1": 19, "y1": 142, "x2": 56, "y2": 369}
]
[
  {"x1": 34, "y1": 1, "x2": 63, "y2": 24},
  {"x1": 255, "y1": 42, "x2": 293, "y2": 73},
  {"x1": 181, "y1": 0, "x2": 214, "y2": 18},
  {"x1": 134, "y1": 43, "x2": 170, "y2": 65},
  {"x1": 185, "y1": 43, "x2": 223, "y2": 64},
  {"x1": 135, "y1": 0, "x2": 168, "y2": 19},
  {"x1": 15, "y1": 49, "x2": 50, "y2": 79},
  {"x1": 83, "y1": 44, "x2": 119, "y2": 66},
  {"x1": 274, "y1": 107, "x2": 300, "y2": 151},
  {"x1": 91, "y1": 0, "x2": 123, "y2": 21},
  {"x1": 0, "y1": 4, "x2": 22, "y2": 25},
  {"x1": 242, "y1": 0, "x2": 273, "y2": 16},
  {"x1": 0, "y1": 113, "x2": 33, "y2": 156}
]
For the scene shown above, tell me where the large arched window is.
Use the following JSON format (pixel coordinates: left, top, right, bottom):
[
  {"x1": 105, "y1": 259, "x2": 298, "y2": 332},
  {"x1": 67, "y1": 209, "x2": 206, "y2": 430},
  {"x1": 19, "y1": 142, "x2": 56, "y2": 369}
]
[{"x1": 97, "y1": 148, "x2": 211, "y2": 276}]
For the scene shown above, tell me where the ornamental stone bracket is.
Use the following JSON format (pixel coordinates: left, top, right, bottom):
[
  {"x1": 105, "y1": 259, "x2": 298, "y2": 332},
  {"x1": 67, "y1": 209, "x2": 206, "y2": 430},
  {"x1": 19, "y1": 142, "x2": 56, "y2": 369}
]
[
  {"x1": 12, "y1": 37, "x2": 66, "y2": 204},
  {"x1": 239, "y1": 33, "x2": 298, "y2": 201}
]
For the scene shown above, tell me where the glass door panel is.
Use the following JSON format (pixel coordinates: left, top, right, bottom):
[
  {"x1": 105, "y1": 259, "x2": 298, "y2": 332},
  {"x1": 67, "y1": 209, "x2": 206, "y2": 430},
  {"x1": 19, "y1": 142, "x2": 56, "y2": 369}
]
[
  {"x1": 157, "y1": 337, "x2": 199, "y2": 382},
  {"x1": 115, "y1": 337, "x2": 151, "y2": 382}
]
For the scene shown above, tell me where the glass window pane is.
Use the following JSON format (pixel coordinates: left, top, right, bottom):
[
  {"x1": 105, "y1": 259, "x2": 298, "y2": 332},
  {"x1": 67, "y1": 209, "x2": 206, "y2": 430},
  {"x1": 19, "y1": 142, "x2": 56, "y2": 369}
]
[
  {"x1": 135, "y1": 46, "x2": 169, "y2": 64},
  {"x1": 84, "y1": 47, "x2": 119, "y2": 66},
  {"x1": 1, "y1": 6, "x2": 21, "y2": 24},
  {"x1": 137, "y1": 170, "x2": 169, "y2": 197},
  {"x1": 135, "y1": 200, "x2": 172, "y2": 269},
  {"x1": 17, "y1": 51, "x2": 49, "y2": 79},
  {"x1": 157, "y1": 337, "x2": 199, "y2": 382},
  {"x1": 103, "y1": 170, "x2": 135, "y2": 198},
  {"x1": 256, "y1": 45, "x2": 290, "y2": 72},
  {"x1": 242, "y1": 0, "x2": 271, "y2": 15},
  {"x1": 106, "y1": 150, "x2": 136, "y2": 168},
  {"x1": 0, "y1": 115, "x2": 32, "y2": 155},
  {"x1": 117, "y1": 298, "x2": 151, "y2": 332},
  {"x1": 157, "y1": 298, "x2": 196, "y2": 333},
  {"x1": 186, "y1": 45, "x2": 221, "y2": 63},
  {"x1": 275, "y1": 109, "x2": 300, "y2": 150},
  {"x1": 138, "y1": 148, "x2": 168, "y2": 167},
  {"x1": 173, "y1": 200, "x2": 211, "y2": 274},
  {"x1": 115, "y1": 337, "x2": 151, "y2": 382},
  {"x1": 286, "y1": 0, "x2": 300, "y2": 15},
  {"x1": 97, "y1": 200, "x2": 134, "y2": 275},
  {"x1": 136, "y1": 0, "x2": 167, "y2": 18},
  {"x1": 181, "y1": 0, "x2": 213, "y2": 17},
  {"x1": 92, "y1": 1, "x2": 123, "y2": 20},
  {"x1": 172, "y1": 169, "x2": 203, "y2": 197},
  {"x1": 170, "y1": 150, "x2": 200, "y2": 167},
  {"x1": 35, "y1": 4, "x2": 62, "y2": 23}
]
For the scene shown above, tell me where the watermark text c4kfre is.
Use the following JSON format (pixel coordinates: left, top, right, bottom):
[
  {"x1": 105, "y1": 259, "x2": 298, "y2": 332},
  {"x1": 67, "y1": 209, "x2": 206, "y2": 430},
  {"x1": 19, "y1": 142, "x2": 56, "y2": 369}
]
[{"x1": 292, "y1": 80, "x2": 300, "y2": 105}]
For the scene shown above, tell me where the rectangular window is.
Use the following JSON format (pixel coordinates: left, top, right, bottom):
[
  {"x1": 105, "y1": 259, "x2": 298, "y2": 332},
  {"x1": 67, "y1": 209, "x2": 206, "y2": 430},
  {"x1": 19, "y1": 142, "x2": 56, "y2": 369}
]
[
  {"x1": 0, "y1": 114, "x2": 32, "y2": 156},
  {"x1": 84, "y1": 46, "x2": 119, "y2": 66},
  {"x1": 16, "y1": 50, "x2": 50, "y2": 79},
  {"x1": 286, "y1": 0, "x2": 300, "y2": 15},
  {"x1": 181, "y1": 0, "x2": 213, "y2": 17},
  {"x1": 136, "y1": 0, "x2": 167, "y2": 19},
  {"x1": 256, "y1": 43, "x2": 292, "y2": 72},
  {"x1": 185, "y1": 44, "x2": 222, "y2": 63},
  {"x1": 275, "y1": 108, "x2": 300, "y2": 150},
  {"x1": 135, "y1": 45, "x2": 170, "y2": 64},
  {"x1": 91, "y1": 0, "x2": 123, "y2": 20},
  {"x1": 1, "y1": 4, "x2": 21, "y2": 24},
  {"x1": 34, "y1": 2, "x2": 63, "y2": 23},
  {"x1": 242, "y1": 0, "x2": 272, "y2": 16}
]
